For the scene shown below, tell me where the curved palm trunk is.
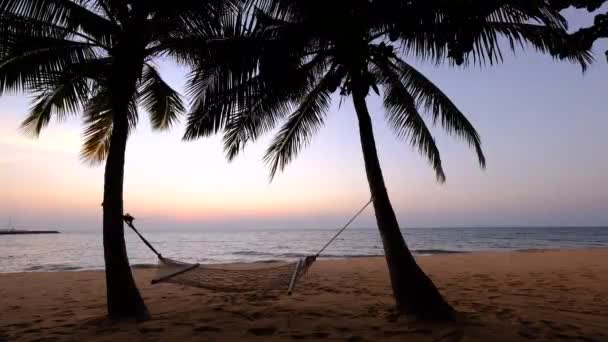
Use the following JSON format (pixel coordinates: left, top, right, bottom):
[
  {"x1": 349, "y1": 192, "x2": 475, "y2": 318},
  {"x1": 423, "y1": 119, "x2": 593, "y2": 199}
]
[
  {"x1": 103, "y1": 112, "x2": 148, "y2": 320},
  {"x1": 352, "y1": 87, "x2": 454, "y2": 320},
  {"x1": 102, "y1": 53, "x2": 149, "y2": 319}
]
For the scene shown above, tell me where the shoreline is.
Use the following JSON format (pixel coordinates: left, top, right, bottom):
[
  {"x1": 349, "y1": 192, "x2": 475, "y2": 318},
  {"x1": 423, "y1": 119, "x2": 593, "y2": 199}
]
[
  {"x1": 1, "y1": 248, "x2": 607, "y2": 341},
  {"x1": 3, "y1": 246, "x2": 608, "y2": 274}
]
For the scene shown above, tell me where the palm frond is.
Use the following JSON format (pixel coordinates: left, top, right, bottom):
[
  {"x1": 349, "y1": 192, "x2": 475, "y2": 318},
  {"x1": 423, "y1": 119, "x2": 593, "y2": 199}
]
[
  {"x1": 0, "y1": 0, "x2": 116, "y2": 48},
  {"x1": 80, "y1": 85, "x2": 138, "y2": 163},
  {"x1": 152, "y1": 0, "x2": 240, "y2": 36},
  {"x1": 263, "y1": 71, "x2": 332, "y2": 179},
  {"x1": 81, "y1": 87, "x2": 113, "y2": 164},
  {"x1": 373, "y1": 58, "x2": 445, "y2": 182},
  {"x1": 0, "y1": 0, "x2": 90, "y2": 24},
  {"x1": 459, "y1": 21, "x2": 594, "y2": 69},
  {"x1": 391, "y1": 58, "x2": 486, "y2": 168},
  {"x1": 221, "y1": 75, "x2": 295, "y2": 160},
  {"x1": 139, "y1": 64, "x2": 184, "y2": 130},
  {"x1": 222, "y1": 51, "x2": 330, "y2": 160},
  {"x1": 183, "y1": 65, "x2": 247, "y2": 140},
  {"x1": 0, "y1": 33, "x2": 100, "y2": 95},
  {"x1": 180, "y1": 11, "x2": 264, "y2": 139},
  {"x1": 183, "y1": 46, "x2": 295, "y2": 141},
  {"x1": 392, "y1": 1, "x2": 592, "y2": 68},
  {"x1": 182, "y1": 0, "x2": 328, "y2": 148},
  {"x1": 21, "y1": 73, "x2": 89, "y2": 136}
]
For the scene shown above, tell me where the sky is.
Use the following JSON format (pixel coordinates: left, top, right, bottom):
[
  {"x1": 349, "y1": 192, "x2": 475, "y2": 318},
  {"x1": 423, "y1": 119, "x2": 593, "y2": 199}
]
[{"x1": 1, "y1": 8, "x2": 607, "y2": 231}]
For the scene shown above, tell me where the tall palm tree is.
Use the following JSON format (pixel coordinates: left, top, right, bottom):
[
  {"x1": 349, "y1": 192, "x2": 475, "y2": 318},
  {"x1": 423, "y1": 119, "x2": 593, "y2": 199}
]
[
  {"x1": 184, "y1": 0, "x2": 593, "y2": 319},
  {"x1": 0, "y1": 0, "x2": 235, "y2": 319}
]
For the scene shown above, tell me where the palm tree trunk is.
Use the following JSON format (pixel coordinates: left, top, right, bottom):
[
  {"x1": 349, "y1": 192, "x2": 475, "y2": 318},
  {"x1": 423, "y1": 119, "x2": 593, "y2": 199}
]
[
  {"x1": 102, "y1": 55, "x2": 149, "y2": 319},
  {"x1": 351, "y1": 86, "x2": 454, "y2": 320},
  {"x1": 102, "y1": 110, "x2": 149, "y2": 320}
]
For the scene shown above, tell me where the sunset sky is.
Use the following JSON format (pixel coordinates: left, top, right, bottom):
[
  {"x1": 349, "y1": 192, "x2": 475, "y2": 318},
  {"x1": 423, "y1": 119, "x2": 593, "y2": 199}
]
[{"x1": 1, "y1": 7, "x2": 607, "y2": 231}]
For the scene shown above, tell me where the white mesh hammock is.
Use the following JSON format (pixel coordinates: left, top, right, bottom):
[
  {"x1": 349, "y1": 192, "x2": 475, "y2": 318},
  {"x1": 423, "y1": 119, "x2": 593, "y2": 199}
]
[
  {"x1": 125, "y1": 198, "x2": 372, "y2": 295},
  {"x1": 153, "y1": 256, "x2": 316, "y2": 294}
]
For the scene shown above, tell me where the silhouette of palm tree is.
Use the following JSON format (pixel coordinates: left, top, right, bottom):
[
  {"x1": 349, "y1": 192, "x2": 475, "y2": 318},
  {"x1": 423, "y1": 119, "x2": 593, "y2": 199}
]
[
  {"x1": 0, "y1": 0, "x2": 237, "y2": 319},
  {"x1": 184, "y1": 0, "x2": 593, "y2": 319}
]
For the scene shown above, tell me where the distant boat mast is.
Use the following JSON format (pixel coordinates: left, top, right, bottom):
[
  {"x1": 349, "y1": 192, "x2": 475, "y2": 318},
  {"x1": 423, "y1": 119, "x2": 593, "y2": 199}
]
[{"x1": 7, "y1": 217, "x2": 15, "y2": 231}]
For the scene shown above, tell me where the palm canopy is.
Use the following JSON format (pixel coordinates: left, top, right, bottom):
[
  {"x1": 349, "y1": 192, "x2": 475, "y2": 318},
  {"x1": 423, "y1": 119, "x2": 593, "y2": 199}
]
[
  {"x1": 184, "y1": 0, "x2": 594, "y2": 181},
  {"x1": 0, "y1": 0, "x2": 238, "y2": 162}
]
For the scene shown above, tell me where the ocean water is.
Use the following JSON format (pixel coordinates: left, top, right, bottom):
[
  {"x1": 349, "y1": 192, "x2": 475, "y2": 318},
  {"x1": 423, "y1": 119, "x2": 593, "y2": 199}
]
[{"x1": 1, "y1": 227, "x2": 607, "y2": 273}]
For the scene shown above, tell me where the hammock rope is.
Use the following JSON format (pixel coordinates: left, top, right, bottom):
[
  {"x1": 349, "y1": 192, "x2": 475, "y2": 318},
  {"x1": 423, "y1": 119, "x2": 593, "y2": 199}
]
[
  {"x1": 313, "y1": 197, "x2": 373, "y2": 257},
  {"x1": 124, "y1": 197, "x2": 373, "y2": 294}
]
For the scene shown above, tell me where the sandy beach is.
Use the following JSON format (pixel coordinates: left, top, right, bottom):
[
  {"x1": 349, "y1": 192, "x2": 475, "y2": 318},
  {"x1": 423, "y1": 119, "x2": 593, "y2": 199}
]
[{"x1": 1, "y1": 249, "x2": 607, "y2": 341}]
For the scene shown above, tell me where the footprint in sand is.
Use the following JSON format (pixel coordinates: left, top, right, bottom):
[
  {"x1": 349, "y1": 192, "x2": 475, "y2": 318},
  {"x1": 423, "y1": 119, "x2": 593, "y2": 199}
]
[
  {"x1": 471, "y1": 273, "x2": 492, "y2": 280},
  {"x1": 383, "y1": 329, "x2": 431, "y2": 337},
  {"x1": 311, "y1": 332, "x2": 330, "y2": 338},
  {"x1": 193, "y1": 325, "x2": 222, "y2": 333},
  {"x1": 554, "y1": 333, "x2": 598, "y2": 341},
  {"x1": 507, "y1": 280, "x2": 524, "y2": 287},
  {"x1": 434, "y1": 330, "x2": 465, "y2": 342},
  {"x1": 249, "y1": 311, "x2": 266, "y2": 319},
  {"x1": 248, "y1": 326, "x2": 277, "y2": 336},
  {"x1": 517, "y1": 318, "x2": 534, "y2": 327},
  {"x1": 345, "y1": 336, "x2": 367, "y2": 342},
  {"x1": 517, "y1": 331, "x2": 538, "y2": 340},
  {"x1": 290, "y1": 332, "x2": 330, "y2": 339},
  {"x1": 138, "y1": 326, "x2": 165, "y2": 333},
  {"x1": 84, "y1": 305, "x2": 102, "y2": 310},
  {"x1": 495, "y1": 308, "x2": 515, "y2": 320},
  {"x1": 51, "y1": 331, "x2": 71, "y2": 336},
  {"x1": 319, "y1": 286, "x2": 340, "y2": 294},
  {"x1": 174, "y1": 321, "x2": 192, "y2": 327},
  {"x1": 581, "y1": 273, "x2": 598, "y2": 280},
  {"x1": 22, "y1": 328, "x2": 44, "y2": 334},
  {"x1": 27, "y1": 337, "x2": 60, "y2": 342}
]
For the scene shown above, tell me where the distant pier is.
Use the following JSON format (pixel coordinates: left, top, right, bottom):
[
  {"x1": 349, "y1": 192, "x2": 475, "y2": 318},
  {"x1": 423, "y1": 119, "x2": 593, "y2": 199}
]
[{"x1": 0, "y1": 230, "x2": 60, "y2": 235}]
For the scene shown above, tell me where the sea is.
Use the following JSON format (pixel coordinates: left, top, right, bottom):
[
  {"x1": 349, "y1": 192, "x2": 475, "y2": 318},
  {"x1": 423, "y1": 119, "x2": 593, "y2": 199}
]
[{"x1": 1, "y1": 227, "x2": 607, "y2": 273}]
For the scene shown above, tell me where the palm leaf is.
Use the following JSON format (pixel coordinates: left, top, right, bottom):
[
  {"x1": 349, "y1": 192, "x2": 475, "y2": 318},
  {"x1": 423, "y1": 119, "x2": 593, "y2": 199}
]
[
  {"x1": 373, "y1": 58, "x2": 446, "y2": 182},
  {"x1": 181, "y1": 11, "x2": 263, "y2": 139},
  {"x1": 0, "y1": 34, "x2": 99, "y2": 95},
  {"x1": 391, "y1": 1, "x2": 592, "y2": 68},
  {"x1": 221, "y1": 52, "x2": 330, "y2": 160},
  {"x1": 263, "y1": 70, "x2": 332, "y2": 179},
  {"x1": 391, "y1": 58, "x2": 486, "y2": 168},
  {"x1": 81, "y1": 87, "x2": 113, "y2": 164},
  {"x1": 486, "y1": 22, "x2": 594, "y2": 69},
  {"x1": 139, "y1": 64, "x2": 184, "y2": 130},
  {"x1": 21, "y1": 73, "x2": 89, "y2": 136},
  {"x1": 80, "y1": 85, "x2": 138, "y2": 164},
  {"x1": 0, "y1": 0, "x2": 115, "y2": 48}
]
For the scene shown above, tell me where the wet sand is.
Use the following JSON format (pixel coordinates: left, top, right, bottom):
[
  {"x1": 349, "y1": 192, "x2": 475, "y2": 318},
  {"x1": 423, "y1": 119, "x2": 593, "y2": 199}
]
[{"x1": 1, "y1": 249, "x2": 607, "y2": 341}]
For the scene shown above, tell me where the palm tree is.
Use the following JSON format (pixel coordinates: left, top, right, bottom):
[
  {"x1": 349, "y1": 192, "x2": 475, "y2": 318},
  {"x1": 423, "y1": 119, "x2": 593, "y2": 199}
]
[
  {"x1": 0, "y1": 0, "x2": 235, "y2": 319},
  {"x1": 184, "y1": 0, "x2": 593, "y2": 319}
]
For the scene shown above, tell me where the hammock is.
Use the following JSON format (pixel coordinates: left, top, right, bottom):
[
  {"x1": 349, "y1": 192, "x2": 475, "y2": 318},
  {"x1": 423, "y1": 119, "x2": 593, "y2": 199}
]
[{"x1": 125, "y1": 198, "x2": 373, "y2": 295}]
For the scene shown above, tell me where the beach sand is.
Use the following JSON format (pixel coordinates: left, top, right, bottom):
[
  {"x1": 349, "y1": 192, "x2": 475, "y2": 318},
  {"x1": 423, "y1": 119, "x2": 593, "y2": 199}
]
[{"x1": 1, "y1": 249, "x2": 607, "y2": 341}]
